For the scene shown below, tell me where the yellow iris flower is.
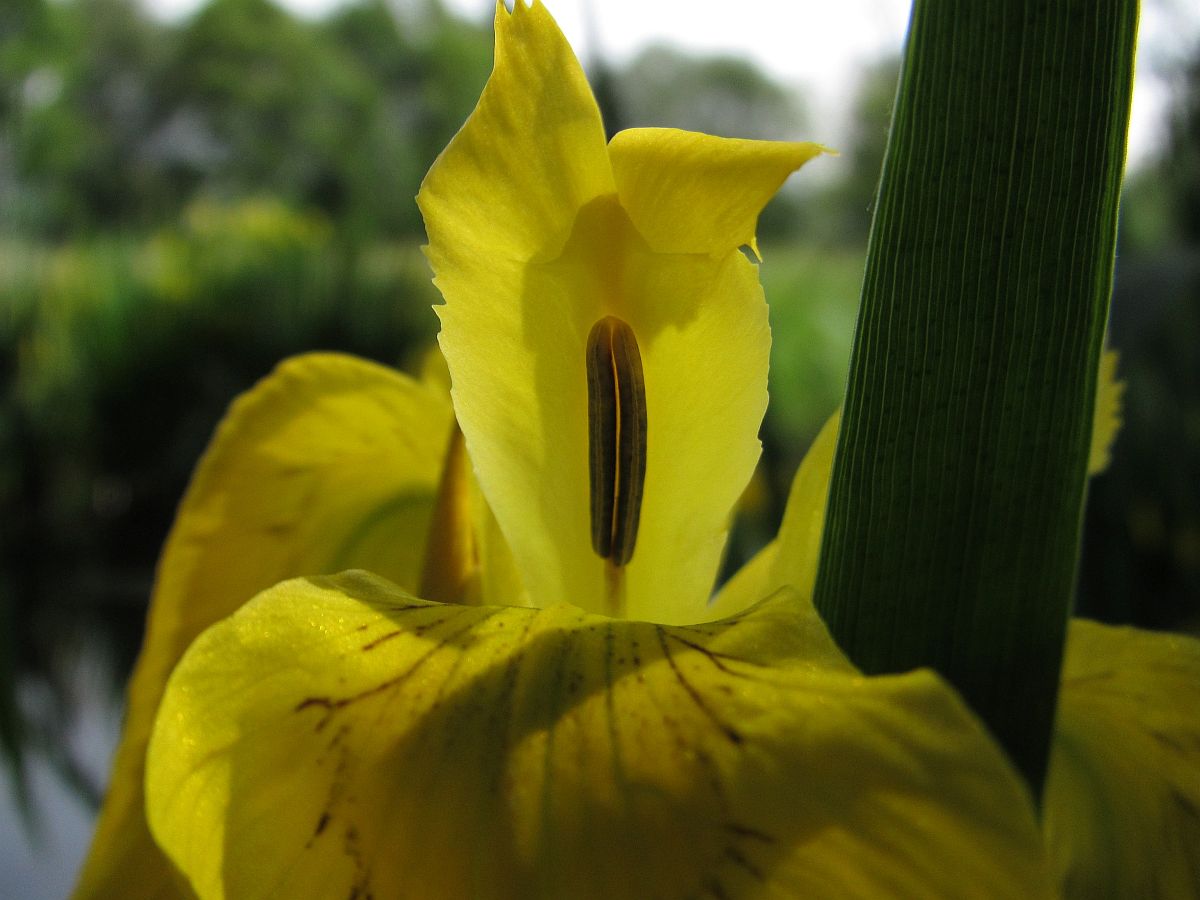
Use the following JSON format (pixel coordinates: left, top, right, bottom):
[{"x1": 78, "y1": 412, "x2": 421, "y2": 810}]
[{"x1": 75, "y1": 3, "x2": 1200, "y2": 899}]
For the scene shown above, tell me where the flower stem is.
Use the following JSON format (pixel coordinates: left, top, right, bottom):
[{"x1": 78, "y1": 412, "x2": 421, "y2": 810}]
[{"x1": 812, "y1": 0, "x2": 1138, "y2": 798}]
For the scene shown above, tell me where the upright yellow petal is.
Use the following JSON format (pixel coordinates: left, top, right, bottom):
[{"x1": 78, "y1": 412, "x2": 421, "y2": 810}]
[
  {"x1": 418, "y1": 1, "x2": 615, "y2": 615},
  {"x1": 420, "y1": 5, "x2": 824, "y2": 622},
  {"x1": 608, "y1": 128, "x2": 827, "y2": 256},
  {"x1": 419, "y1": 1, "x2": 612, "y2": 266},
  {"x1": 1045, "y1": 619, "x2": 1200, "y2": 899},
  {"x1": 147, "y1": 572, "x2": 1053, "y2": 900},
  {"x1": 74, "y1": 354, "x2": 451, "y2": 900}
]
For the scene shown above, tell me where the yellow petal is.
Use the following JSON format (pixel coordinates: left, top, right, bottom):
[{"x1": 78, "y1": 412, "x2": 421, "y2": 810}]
[
  {"x1": 419, "y1": 4, "x2": 821, "y2": 623},
  {"x1": 471, "y1": 471, "x2": 529, "y2": 608},
  {"x1": 608, "y1": 224, "x2": 774, "y2": 623},
  {"x1": 608, "y1": 127, "x2": 827, "y2": 256},
  {"x1": 768, "y1": 411, "x2": 842, "y2": 599},
  {"x1": 147, "y1": 571, "x2": 1053, "y2": 900},
  {"x1": 417, "y1": 0, "x2": 612, "y2": 267},
  {"x1": 706, "y1": 412, "x2": 841, "y2": 622},
  {"x1": 417, "y1": 421, "x2": 530, "y2": 608},
  {"x1": 439, "y1": 191, "x2": 778, "y2": 622},
  {"x1": 707, "y1": 538, "x2": 781, "y2": 623},
  {"x1": 417, "y1": 424, "x2": 480, "y2": 604},
  {"x1": 1044, "y1": 619, "x2": 1200, "y2": 899},
  {"x1": 74, "y1": 354, "x2": 451, "y2": 900},
  {"x1": 1088, "y1": 350, "x2": 1123, "y2": 475},
  {"x1": 418, "y1": 1, "x2": 610, "y2": 614}
]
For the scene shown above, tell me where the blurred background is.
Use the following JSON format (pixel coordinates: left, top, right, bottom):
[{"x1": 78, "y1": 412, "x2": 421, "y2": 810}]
[{"x1": 1, "y1": 0, "x2": 1197, "y2": 893}]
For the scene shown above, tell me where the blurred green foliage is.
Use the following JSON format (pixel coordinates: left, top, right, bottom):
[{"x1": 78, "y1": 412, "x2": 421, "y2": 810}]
[
  {"x1": 1, "y1": 0, "x2": 491, "y2": 236},
  {"x1": 0, "y1": 195, "x2": 441, "y2": 805},
  {"x1": 611, "y1": 44, "x2": 806, "y2": 139}
]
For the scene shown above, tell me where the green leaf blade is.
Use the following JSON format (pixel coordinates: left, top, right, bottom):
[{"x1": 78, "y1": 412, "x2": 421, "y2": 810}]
[{"x1": 813, "y1": 0, "x2": 1139, "y2": 796}]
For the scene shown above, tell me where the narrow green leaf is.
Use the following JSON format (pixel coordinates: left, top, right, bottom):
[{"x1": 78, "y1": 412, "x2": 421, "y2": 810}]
[{"x1": 813, "y1": 0, "x2": 1138, "y2": 796}]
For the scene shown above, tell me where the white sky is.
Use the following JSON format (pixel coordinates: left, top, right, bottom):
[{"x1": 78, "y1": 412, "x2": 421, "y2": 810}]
[{"x1": 142, "y1": 0, "x2": 1200, "y2": 172}]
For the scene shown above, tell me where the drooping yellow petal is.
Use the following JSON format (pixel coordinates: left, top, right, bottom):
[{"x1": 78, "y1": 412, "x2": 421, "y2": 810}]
[
  {"x1": 1088, "y1": 350, "x2": 1123, "y2": 475},
  {"x1": 1044, "y1": 619, "x2": 1200, "y2": 899},
  {"x1": 608, "y1": 128, "x2": 827, "y2": 257},
  {"x1": 146, "y1": 571, "x2": 1053, "y2": 900},
  {"x1": 74, "y1": 354, "x2": 451, "y2": 900}
]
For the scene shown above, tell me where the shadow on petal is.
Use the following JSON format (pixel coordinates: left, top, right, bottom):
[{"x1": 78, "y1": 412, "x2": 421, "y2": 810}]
[{"x1": 148, "y1": 571, "x2": 1051, "y2": 900}]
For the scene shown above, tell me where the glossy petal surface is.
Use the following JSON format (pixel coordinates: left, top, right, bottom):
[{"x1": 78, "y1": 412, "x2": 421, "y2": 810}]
[
  {"x1": 147, "y1": 571, "x2": 1052, "y2": 900},
  {"x1": 74, "y1": 355, "x2": 451, "y2": 899}
]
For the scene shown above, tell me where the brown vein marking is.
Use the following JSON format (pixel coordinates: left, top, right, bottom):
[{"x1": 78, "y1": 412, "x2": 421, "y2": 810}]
[
  {"x1": 1173, "y1": 787, "x2": 1200, "y2": 824},
  {"x1": 656, "y1": 627, "x2": 743, "y2": 745},
  {"x1": 723, "y1": 846, "x2": 765, "y2": 881},
  {"x1": 471, "y1": 611, "x2": 541, "y2": 794},
  {"x1": 693, "y1": 745, "x2": 728, "y2": 801},
  {"x1": 603, "y1": 623, "x2": 628, "y2": 788},
  {"x1": 313, "y1": 811, "x2": 331, "y2": 838},
  {"x1": 673, "y1": 624, "x2": 726, "y2": 638},
  {"x1": 295, "y1": 612, "x2": 492, "y2": 731},
  {"x1": 1176, "y1": 791, "x2": 1200, "y2": 894},
  {"x1": 662, "y1": 632, "x2": 757, "y2": 674},
  {"x1": 1151, "y1": 728, "x2": 1200, "y2": 754},
  {"x1": 360, "y1": 630, "x2": 402, "y2": 652},
  {"x1": 342, "y1": 822, "x2": 378, "y2": 900},
  {"x1": 410, "y1": 615, "x2": 455, "y2": 636},
  {"x1": 484, "y1": 650, "x2": 524, "y2": 797},
  {"x1": 537, "y1": 631, "x2": 576, "y2": 857},
  {"x1": 382, "y1": 602, "x2": 441, "y2": 613},
  {"x1": 690, "y1": 606, "x2": 759, "y2": 631},
  {"x1": 361, "y1": 612, "x2": 458, "y2": 651},
  {"x1": 725, "y1": 822, "x2": 776, "y2": 844},
  {"x1": 566, "y1": 667, "x2": 584, "y2": 697},
  {"x1": 699, "y1": 876, "x2": 733, "y2": 900}
]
